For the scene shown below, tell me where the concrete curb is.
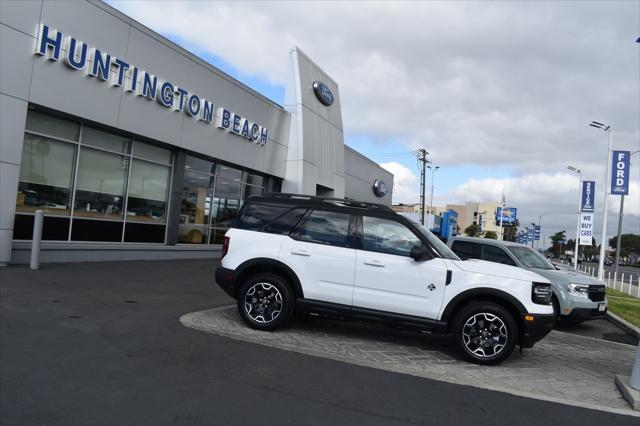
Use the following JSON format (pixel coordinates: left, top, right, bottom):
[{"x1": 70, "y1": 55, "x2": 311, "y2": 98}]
[
  {"x1": 607, "y1": 312, "x2": 640, "y2": 339},
  {"x1": 615, "y1": 375, "x2": 640, "y2": 411}
]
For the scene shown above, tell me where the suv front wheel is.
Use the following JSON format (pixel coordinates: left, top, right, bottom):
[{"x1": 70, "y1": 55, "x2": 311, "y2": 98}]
[
  {"x1": 237, "y1": 273, "x2": 294, "y2": 331},
  {"x1": 452, "y1": 302, "x2": 517, "y2": 365}
]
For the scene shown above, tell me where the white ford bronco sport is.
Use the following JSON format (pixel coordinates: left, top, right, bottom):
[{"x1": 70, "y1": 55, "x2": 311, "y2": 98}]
[{"x1": 215, "y1": 194, "x2": 555, "y2": 365}]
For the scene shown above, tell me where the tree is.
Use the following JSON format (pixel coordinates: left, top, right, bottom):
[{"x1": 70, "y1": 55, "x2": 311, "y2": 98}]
[
  {"x1": 549, "y1": 231, "x2": 566, "y2": 257},
  {"x1": 608, "y1": 234, "x2": 640, "y2": 258},
  {"x1": 464, "y1": 224, "x2": 479, "y2": 237},
  {"x1": 484, "y1": 231, "x2": 498, "y2": 239}
]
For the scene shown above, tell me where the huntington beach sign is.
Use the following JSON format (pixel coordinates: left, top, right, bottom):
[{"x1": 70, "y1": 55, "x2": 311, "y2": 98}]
[{"x1": 35, "y1": 24, "x2": 269, "y2": 146}]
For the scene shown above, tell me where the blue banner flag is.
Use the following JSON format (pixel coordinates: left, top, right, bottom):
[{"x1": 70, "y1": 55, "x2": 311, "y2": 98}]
[
  {"x1": 534, "y1": 225, "x2": 541, "y2": 241},
  {"x1": 581, "y1": 181, "x2": 595, "y2": 212},
  {"x1": 611, "y1": 150, "x2": 630, "y2": 195}
]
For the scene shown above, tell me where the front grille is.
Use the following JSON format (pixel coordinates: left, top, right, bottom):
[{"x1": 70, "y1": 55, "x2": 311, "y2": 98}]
[{"x1": 587, "y1": 286, "x2": 606, "y2": 302}]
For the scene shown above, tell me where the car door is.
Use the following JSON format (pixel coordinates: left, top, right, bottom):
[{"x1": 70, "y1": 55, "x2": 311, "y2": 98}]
[
  {"x1": 279, "y1": 209, "x2": 356, "y2": 306},
  {"x1": 353, "y1": 215, "x2": 448, "y2": 319}
]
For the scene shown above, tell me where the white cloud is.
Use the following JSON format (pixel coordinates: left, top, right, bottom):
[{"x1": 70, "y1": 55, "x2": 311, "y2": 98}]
[
  {"x1": 109, "y1": 0, "x2": 640, "y2": 237},
  {"x1": 379, "y1": 162, "x2": 417, "y2": 204}
]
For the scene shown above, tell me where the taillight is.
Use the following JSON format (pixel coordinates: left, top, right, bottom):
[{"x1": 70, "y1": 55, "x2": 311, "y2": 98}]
[{"x1": 221, "y1": 236, "x2": 230, "y2": 259}]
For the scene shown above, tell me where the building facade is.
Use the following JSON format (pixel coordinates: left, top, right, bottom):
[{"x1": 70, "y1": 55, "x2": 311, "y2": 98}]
[{"x1": 0, "y1": 0, "x2": 393, "y2": 265}]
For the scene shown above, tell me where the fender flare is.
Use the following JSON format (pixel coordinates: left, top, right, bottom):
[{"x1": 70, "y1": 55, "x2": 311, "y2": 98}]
[
  {"x1": 235, "y1": 257, "x2": 304, "y2": 299},
  {"x1": 440, "y1": 287, "x2": 528, "y2": 324}
]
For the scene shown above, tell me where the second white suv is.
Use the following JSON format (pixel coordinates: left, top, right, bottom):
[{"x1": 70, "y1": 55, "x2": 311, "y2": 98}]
[{"x1": 215, "y1": 194, "x2": 554, "y2": 365}]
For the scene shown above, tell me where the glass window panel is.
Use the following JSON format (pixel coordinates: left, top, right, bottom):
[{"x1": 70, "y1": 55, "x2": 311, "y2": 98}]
[
  {"x1": 208, "y1": 227, "x2": 228, "y2": 245},
  {"x1": 124, "y1": 222, "x2": 165, "y2": 243},
  {"x1": 362, "y1": 216, "x2": 421, "y2": 257},
  {"x1": 82, "y1": 126, "x2": 131, "y2": 154},
  {"x1": 71, "y1": 219, "x2": 123, "y2": 242},
  {"x1": 216, "y1": 164, "x2": 242, "y2": 181},
  {"x1": 25, "y1": 110, "x2": 80, "y2": 141},
  {"x1": 12, "y1": 215, "x2": 74, "y2": 243},
  {"x1": 243, "y1": 184, "x2": 263, "y2": 200},
  {"x1": 212, "y1": 165, "x2": 242, "y2": 229},
  {"x1": 13, "y1": 214, "x2": 34, "y2": 240},
  {"x1": 126, "y1": 159, "x2": 170, "y2": 223},
  {"x1": 133, "y1": 140, "x2": 171, "y2": 164},
  {"x1": 244, "y1": 173, "x2": 264, "y2": 188},
  {"x1": 451, "y1": 241, "x2": 481, "y2": 260},
  {"x1": 185, "y1": 155, "x2": 215, "y2": 175},
  {"x1": 16, "y1": 133, "x2": 76, "y2": 215},
  {"x1": 73, "y1": 147, "x2": 128, "y2": 219},
  {"x1": 236, "y1": 204, "x2": 290, "y2": 230},
  {"x1": 178, "y1": 170, "x2": 213, "y2": 244},
  {"x1": 264, "y1": 208, "x2": 307, "y2": 235},
  {"x1": 483, "y1": 245, "x2": 517, "y2": 266},
  {"x1": 299, "y1": 210, "x2": 351, "y2": 248}
]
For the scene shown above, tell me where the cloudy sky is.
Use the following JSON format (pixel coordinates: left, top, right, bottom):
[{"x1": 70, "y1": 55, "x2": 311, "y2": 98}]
[{"x1": 109, "y1": 0, "x2": 639, "y2": 247}]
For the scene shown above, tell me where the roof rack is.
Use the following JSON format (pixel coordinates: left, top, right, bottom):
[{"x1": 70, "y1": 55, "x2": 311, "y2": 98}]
[{"x1": 261, "y1": 192, "x2": 394, "y2": 213}]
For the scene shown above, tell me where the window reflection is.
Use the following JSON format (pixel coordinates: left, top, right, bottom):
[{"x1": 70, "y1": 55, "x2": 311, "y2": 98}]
[
  {"x1": 16, "y1": 134, "x2": 76, "y2": 215},
  {"x1": 73, "y1": 148, "x2": 128, "y2": 219},
  {"x1": 179, "y1": 169, "x2": 213, "y2": 244},
  {"x1": 126, "y1": 159, "x2": 170, "y2": 222}
]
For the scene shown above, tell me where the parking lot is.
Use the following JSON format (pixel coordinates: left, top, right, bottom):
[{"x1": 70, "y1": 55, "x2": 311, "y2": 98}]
[{"x1": 1, "y1": 259, "x2": 639, "y2": 425}]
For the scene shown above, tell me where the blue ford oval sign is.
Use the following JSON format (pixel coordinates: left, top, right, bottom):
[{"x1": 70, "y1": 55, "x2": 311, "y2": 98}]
[
  {"x1": 312, "y1": 81, "x2": 334, "y2": 106},
  {"x1": 373, "y1": 179, "x2": 387, "y2": 197}
]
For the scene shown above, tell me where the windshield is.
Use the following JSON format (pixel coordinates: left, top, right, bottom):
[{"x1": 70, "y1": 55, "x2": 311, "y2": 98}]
[
  {"x1": 411, "y1": 220, "x2": 460, "y2": 260},
  {"x1": 507, "y1": 246, "x2": 555, "y2": 269}
]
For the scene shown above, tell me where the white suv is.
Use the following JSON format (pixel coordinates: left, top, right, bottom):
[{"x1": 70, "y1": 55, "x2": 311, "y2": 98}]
[{"x1": 215, "y1": 194, "x2": 554, "y2": 365}]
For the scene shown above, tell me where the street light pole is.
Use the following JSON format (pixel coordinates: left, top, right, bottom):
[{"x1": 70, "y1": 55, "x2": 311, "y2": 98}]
[
  {"x1": 589, "y1": 121, "x2": 612, "y2": 281},
  {"x1": 567, "y1": 165, "x2": 581, "y2": 270},
  {"x1": 427, "y1": 165, "x2": 439, "y2": 229}
]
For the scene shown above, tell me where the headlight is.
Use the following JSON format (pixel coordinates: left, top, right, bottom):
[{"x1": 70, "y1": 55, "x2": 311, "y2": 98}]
[
  {"x1": 532, "y1": 282, "x2": 552, "y2": 304},
  {"x1": 567, "y1": 283, "x2": 589, "y2": 298}
]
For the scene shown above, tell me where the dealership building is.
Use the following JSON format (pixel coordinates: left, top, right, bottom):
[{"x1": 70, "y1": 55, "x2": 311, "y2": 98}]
[{"x1": 0, "y1": 0, "x2": 393, "y2": 266}]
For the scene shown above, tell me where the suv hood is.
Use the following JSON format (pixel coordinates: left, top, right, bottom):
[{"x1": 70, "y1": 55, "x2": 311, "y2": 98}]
[
  {"x1": 527, "y1": 268, "x2": 604, "y2": 286},
  {"x1": 452, "y1": 259, "x2": 549, "y2": 283}
]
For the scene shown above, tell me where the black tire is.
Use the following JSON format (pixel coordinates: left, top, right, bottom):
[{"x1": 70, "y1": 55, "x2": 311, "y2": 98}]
[
  {"x1": 452, "y1": 302, "x2": 518, "y2": 365},
  {"x1": 236, "y1": 273, "x2": 294, "y2": 331}
]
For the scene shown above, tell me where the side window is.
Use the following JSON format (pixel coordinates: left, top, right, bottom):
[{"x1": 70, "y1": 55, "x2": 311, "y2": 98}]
[
  {"x1": 236, "y1": 204, "x2": 289, "y2": 230},
  {"x1": 264, "y1": 208, "x2": 307, "y2": 235},
  {"x1": 451, "y1": 241, "x2": 481, "y2": 260},
  {"x1": 482, "y1": 245, "x2": 517, "y2": 266},
  {"x1": 298, "y1": 210, "x2": 351, "y2": 248},
  {"x1": 362, "y1": 216, "x2": 422, "y2": 257}
]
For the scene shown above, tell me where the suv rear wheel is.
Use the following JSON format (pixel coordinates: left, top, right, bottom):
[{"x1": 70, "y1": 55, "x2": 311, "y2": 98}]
[
  {"x1": 452, "y1": 302, "x2": 517, "y2": 365},
  {"x1": 237, "y1": 273, "x2": 294, "y2": 331}
]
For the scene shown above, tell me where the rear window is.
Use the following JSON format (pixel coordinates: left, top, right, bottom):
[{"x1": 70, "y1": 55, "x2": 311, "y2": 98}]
[{"x1": 451, "y1": 240, "x2": 481, "y2": 260}]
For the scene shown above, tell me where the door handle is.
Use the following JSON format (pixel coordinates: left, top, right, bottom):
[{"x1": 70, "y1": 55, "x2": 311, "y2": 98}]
[
  {"x1": 364, "y1": 259, "x2": 385, "y2": 267},
  {"x1": 291, "y1": 249, "x2": 311, "y2": 257}
]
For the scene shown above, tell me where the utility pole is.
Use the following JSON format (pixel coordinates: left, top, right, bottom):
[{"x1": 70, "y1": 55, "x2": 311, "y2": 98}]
[{"x1": 415, "y1": 149, "x2": 429, "y2": 226}]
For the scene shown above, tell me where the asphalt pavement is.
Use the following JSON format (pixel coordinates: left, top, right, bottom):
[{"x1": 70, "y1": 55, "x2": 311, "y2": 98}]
[{"x1": 1, "y1": 259, "x2": 638, "y2": 426}]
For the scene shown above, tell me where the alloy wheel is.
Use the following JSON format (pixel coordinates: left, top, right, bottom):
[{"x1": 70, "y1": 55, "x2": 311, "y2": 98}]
[
  {"x1": 243, "y1": 282, "x2": 283, "y2": 324},
  {"x1": 461, "y1": 312, "x2": 508, "y2": 358}
]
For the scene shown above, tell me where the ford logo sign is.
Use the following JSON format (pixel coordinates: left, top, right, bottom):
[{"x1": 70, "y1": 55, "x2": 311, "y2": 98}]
[
  {"x1": 373, "y1": 179, "x2": 387, "y2": 197},
  {"x1": 312, "y1": 81, "x2": 334, "y2": 106}
]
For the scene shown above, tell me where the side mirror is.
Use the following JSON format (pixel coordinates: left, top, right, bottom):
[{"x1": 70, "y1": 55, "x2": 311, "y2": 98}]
[{"x1": 410, "y1": 245, "x2": 432, "y2": 261}]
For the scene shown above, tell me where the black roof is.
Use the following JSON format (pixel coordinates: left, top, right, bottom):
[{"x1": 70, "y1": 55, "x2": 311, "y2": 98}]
[{"x1": 247, "y1": 193, "x2": 395, "y2": 214}]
